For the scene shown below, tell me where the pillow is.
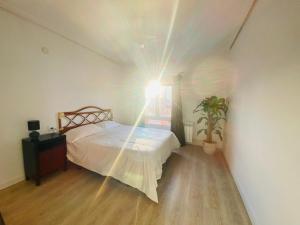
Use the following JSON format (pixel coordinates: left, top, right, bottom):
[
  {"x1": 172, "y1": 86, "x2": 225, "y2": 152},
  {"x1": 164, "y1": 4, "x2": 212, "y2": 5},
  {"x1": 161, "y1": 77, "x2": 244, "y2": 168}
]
[
  {"x1": 66, "y1": 124, "x2": 104, "y2": 143},
  {"x1": 97, "y1": 121, "x2": 121, "y2": 129}
]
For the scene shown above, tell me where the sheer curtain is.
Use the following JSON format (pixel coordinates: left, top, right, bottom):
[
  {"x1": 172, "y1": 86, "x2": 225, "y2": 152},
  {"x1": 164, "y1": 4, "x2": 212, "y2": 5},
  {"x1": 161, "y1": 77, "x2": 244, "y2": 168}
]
[{"x1": 171, "y1": 75, "x2": 186, "y2": 146}]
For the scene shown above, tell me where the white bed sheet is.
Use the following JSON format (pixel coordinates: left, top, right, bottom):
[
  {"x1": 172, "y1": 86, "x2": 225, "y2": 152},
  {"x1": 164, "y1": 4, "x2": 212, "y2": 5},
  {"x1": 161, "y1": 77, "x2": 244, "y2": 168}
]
[{"x1": 66, "y1": 124, "x2": 180, "y2": 202}]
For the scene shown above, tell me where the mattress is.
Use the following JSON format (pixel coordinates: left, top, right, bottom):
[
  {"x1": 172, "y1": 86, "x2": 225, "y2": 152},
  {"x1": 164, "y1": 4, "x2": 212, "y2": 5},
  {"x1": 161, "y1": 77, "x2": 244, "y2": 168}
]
[{"x1": 66, "y1": 124, "x2": 180, "y2": 202}]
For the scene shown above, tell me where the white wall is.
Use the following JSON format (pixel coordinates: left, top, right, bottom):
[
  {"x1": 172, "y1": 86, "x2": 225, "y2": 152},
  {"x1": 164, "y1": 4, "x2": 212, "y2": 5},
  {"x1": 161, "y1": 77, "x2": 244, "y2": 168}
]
[
  {"x1": 0, "y1": 10, "x2": 126, "y2": 189},
  {"x1": 225, "y1": 0, "x2": 300, "y2": 225}
]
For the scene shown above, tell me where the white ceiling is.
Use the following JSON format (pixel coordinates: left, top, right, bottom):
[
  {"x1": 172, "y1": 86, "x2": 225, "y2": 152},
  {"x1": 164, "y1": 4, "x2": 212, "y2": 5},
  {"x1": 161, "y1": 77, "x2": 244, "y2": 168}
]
[{"x1": 0, "y1": 0, "x2": 252, "y2": 71}]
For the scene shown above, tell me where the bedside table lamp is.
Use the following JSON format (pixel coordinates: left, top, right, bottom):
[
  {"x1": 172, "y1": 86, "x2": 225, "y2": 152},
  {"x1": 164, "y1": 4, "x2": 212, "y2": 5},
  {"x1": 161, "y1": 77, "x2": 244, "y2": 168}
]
[{"x1": 27, "y1": 120, "x2": 40, "y2": 140}]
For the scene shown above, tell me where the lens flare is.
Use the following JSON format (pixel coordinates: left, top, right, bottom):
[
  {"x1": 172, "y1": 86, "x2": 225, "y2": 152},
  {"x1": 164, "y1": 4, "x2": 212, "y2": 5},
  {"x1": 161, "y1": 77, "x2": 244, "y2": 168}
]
[
  {"x1": 89, "y1": 0, "x2": 181, "y2": 213},
  {"x1": 146, "y1": 80, "x2": 161, "y2": 98}
]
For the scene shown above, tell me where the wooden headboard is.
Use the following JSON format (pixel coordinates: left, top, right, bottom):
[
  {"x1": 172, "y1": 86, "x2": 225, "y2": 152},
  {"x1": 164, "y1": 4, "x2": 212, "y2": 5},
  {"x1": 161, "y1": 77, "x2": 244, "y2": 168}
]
[{"x1": 58, "y1": 106, "x2": 113, "y2": 133}]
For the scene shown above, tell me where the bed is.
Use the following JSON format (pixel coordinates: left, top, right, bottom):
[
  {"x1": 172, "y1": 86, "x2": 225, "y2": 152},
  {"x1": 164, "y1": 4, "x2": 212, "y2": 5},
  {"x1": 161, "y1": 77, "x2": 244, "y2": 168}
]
[{"x1": 58, "y1": 106, "x2": 180, "y2": 202}]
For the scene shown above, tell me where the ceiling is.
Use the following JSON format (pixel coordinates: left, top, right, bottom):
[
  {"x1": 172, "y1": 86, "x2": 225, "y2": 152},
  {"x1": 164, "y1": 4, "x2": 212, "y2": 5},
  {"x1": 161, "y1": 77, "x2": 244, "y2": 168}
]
[{"x1": 0, "y1": 0, "x2": 252, "y2": 72}]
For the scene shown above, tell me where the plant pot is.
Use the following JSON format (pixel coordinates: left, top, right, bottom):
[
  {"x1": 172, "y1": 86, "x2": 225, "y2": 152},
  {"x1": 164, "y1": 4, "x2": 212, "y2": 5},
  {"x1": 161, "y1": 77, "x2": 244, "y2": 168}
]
[{"x1": 203, "y1": 141, "x2": 217, "y2": 155}]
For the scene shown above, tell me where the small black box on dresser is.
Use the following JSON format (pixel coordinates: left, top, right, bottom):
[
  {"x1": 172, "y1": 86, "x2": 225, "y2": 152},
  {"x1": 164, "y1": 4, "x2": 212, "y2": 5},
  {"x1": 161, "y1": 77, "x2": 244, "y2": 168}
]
[{"x1": 22, "y1": 133, "x2": 67, "y2": 185}]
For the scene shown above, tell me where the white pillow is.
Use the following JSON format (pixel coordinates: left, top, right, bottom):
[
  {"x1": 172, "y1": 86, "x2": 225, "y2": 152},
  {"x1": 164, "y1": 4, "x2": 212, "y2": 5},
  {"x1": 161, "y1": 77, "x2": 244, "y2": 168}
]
[
  {"x1": 66, "y1": 124, "x2": 104, "y2": 143},
  {"x1": 97, "y1": 121, "x2": 121, "y2": 129}
]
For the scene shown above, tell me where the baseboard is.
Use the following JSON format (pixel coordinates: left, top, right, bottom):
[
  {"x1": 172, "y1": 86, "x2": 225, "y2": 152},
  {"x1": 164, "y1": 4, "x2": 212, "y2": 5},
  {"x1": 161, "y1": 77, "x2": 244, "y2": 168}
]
[
  {"x1": 224, "y1": 158, "x2": 258, "y2": 225},
  {"x1": 0, "y1": 176, "x2": 24, "y2": 190}
]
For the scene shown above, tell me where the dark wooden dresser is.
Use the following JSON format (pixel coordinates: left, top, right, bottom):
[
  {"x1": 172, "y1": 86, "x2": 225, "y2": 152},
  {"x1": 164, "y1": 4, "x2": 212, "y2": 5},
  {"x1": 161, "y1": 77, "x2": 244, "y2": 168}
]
[{"x1": 22, "y1": 133, "x2": 67, "y2": 185}]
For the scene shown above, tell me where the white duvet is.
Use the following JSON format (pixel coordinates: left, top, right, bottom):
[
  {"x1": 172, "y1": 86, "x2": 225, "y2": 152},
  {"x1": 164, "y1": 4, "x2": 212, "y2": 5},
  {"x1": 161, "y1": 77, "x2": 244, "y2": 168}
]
[{"x1": 66, "y1": 124, "x2": 180, "y2": 202}]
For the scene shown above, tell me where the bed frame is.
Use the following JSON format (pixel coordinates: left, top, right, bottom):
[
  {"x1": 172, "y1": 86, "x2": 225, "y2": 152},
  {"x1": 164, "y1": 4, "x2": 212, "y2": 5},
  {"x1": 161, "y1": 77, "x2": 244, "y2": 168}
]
[{"x1": 58, "y1": 106, "x2": 113, "y2": 133}]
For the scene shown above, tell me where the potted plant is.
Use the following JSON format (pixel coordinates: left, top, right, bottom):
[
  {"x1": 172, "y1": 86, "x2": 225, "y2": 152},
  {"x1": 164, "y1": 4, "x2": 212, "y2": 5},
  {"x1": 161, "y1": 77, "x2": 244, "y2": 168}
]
[{"x1": 193, "y1": 96, "x2": 228, "y2": 154}]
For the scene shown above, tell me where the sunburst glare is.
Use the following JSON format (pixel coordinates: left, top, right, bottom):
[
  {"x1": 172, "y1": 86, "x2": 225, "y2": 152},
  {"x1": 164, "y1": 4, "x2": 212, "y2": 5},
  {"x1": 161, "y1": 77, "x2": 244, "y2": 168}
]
[{"x1": 91, "y1": 0, "x2": 181, "y2": 212}]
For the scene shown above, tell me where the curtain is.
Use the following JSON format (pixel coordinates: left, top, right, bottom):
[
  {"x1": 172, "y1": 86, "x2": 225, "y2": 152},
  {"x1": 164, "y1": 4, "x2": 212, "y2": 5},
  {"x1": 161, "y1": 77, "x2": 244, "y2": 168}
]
[{"x1": 171, "y1": 75, "x2": 186, "y2": 146}]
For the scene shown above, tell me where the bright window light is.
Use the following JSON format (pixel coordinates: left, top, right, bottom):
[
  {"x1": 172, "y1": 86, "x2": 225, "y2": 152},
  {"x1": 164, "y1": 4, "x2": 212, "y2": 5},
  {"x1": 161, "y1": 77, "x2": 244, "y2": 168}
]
[
  {"x1": 146, "y1": 80, "x2": 161, "y2": 99},
  {"x1": 145, "y1": 80, "x2": 172, "y2": 130}
]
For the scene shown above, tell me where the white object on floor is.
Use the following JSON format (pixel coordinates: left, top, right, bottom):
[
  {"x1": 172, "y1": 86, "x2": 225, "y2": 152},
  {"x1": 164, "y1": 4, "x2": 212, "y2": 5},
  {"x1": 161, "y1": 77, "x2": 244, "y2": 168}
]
[
  {"x1": 184, "y1": 121, "x2": 194, "y2": 144},
  {"x1": 66, "y1": 124, "x2": 180, "y2": 203}
]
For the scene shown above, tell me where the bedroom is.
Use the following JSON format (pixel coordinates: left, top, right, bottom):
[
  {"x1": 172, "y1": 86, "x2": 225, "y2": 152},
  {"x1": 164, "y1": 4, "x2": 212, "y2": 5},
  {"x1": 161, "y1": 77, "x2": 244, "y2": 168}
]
[{"x1": 0, "y1": 0, "x2": 299, "y2": 225}]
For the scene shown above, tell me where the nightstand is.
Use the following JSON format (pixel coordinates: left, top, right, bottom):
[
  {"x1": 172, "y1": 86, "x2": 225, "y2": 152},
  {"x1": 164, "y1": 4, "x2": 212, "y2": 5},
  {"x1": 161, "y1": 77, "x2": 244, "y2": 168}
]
[{"x1": 22, "y1": 133, "x2": 67, "y2": 185}]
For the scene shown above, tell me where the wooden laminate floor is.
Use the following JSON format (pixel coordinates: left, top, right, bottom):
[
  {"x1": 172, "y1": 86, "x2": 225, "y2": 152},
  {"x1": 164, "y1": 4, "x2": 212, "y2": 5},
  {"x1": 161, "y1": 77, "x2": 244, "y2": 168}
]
[{"x1": 0, "y1": 145, "x2": 251, "y2": 225}]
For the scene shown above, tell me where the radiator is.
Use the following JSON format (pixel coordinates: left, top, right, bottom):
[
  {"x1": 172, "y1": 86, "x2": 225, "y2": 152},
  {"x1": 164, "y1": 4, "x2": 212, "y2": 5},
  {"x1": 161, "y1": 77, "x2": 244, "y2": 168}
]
[{"x1": 184, "y1": 122, "x2": 194, "y2": 144}]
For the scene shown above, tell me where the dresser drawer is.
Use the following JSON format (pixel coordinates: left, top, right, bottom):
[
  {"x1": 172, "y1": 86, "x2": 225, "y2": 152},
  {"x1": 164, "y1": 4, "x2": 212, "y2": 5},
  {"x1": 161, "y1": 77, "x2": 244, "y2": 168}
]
[
  {"x1": 39, "y1": 143, "x2": 66, "y2": 176},
  {"x1": 38, "y1": 138, "x2": 66, "y2": 151}
]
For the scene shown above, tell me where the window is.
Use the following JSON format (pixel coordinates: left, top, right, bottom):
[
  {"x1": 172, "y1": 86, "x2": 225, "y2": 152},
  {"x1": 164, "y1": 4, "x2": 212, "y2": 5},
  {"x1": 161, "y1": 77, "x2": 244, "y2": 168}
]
[{"x1": 145, "y1": 81, "x2": 172, "y2": 130}]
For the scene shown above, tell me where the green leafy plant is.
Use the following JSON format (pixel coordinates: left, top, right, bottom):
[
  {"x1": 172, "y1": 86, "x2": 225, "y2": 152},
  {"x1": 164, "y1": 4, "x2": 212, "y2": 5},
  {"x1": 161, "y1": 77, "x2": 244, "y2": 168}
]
[{"x1": 193, "y1": 96, "x2": 229, "y2": 143}]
